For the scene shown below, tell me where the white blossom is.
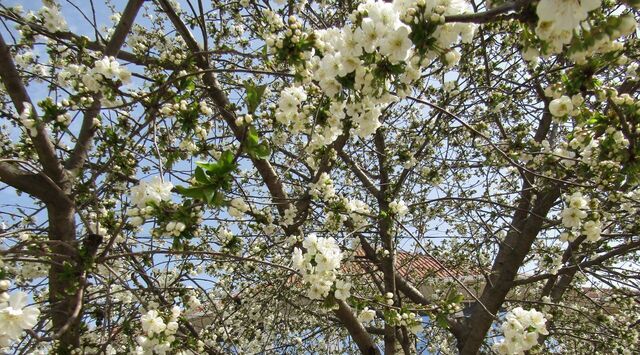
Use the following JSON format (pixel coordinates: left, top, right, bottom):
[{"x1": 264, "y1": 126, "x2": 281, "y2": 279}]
[
  {"x1": 549, "y1": 96, "x2": 573, "y2": 117},
  {"x1": 140, "y1": 310, "x2": 166, "y2": 335},
  {"x1": 129, "y1": 177, "x2": 174, "y2": 208},
  {"x1": 493, "y1": 307, "x2": 548, "y2": 355},
  {"x1": 0, "y1": 291, "x2": 40, "y2": 341}
]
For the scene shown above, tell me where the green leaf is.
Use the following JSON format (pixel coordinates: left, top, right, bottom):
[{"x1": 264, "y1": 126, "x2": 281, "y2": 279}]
[
  {"x1": 194, "y1": 166, "x2": 209, "y2": 184},
  {"x1": 172, "y1": 237, "x2": 183, "y2": 250},
  {"x1": 202, "y1": 186, "x2": 217, "y2": 204},
  {"x1": 176, "y1": 76, "x2": 196, "y2": 93},
  {"x1": 253, "y1": 143, "x2": 271, "y2": 159},
  {"x1": 220, "y1": 150, "x2": 234, "y2": 165},
  {"x1": 435, "y1": 313, "x2": 449, "y2": 329},
  {"x1": 244, "y1": 126, "x2": 271, "y2": 159},
  {"x1": 196, "y1": 151, "x2": 236, "y2": 175},
  {"x1": 247, "y1": 125, "x2": 260, "y2": 146},
  {"x1": 176, "y1": 151, "x2": 237, "y2": 205},
  {"x1": 446, "y1": 291, "x2": 463, "y2": 304},
  {"x1": 244, "y1": 81, "x2": 267, "y2": 114},
  {"x1": 175, "y1": 185, "x2": 206, "y2": 199}
]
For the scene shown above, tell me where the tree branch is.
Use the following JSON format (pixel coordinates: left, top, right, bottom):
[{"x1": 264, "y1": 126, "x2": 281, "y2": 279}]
[
  {"x1": 0, "y1": 33, "x2": 63, "y2": 182},
  {"x1": 335, "y1": 299, "x2": 381, "y2": 355},
  {"x1": 444, "y1": 0, "x2": 533, "y2": 24},
  {"x1": 157, "y1": 0, "x2": 291, "y2": 215},
  {"x1": 65, "y1": 0, "x2": 145, "y2": 174},
  {"x1": 0, "y1": 162, "x2": 58, "y2": 203}
]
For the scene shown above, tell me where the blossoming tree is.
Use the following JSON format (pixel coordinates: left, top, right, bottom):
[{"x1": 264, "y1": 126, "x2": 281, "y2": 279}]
[{"x1": 0, "y1": 0, "x2": 639, "y2": 353}]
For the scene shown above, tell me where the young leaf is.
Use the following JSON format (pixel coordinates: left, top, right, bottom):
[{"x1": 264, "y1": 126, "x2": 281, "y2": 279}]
[{"x1": 244, "y1": 81, "x2": 267, "y2": 114}]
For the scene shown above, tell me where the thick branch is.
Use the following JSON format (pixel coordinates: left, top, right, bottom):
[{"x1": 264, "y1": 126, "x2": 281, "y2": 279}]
[
  {"x1": 157, "y1": 0, "x2": 291, "y2": 215},
  {"x1": 0, "y1": 162, "x2": 59, "y2": 203},
  {"x1": 0, "y1": 33, "x2": 63, "y2": 182},
  {"x1": 65, "y1": 0, "x2": 146, "y2": 174},
  {"x1": 514, "y1": 239, "x2": 640, "y2": 286},
  {"x1": 459, "y1": 186, "x2": 560, "y2": 354},
  {"x1": 335, "y1": 299, "x2": 381, "y2": 355},
  {"x1": 338, "y1": 149, "x2": 380, "y2": 197}
]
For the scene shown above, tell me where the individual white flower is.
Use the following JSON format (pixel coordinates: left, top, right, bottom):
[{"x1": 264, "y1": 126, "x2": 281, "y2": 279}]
[
  {"x1": 549, "y1": 96, "x2": 573, "y2": 117},
  {"x1": 567, "y1": 192, "x2": 588, "y2": 210},
  {"x1": 389, "y1": 200, "x2": 409, "y2": 217},
  {"x1": 358, "y1": 307, "x2": 376, "y2": 323},
  {"x1": 582, "y1": 219, "x2": 602, "y2": 242},
  {"x1": 0, "y1": 291, "x2": 40, "y2": 340},
  {"x1": 291, "y1": 247, "x2": 304, "y2": 270},
  {"x1": 380, "y1": 25, "x2": 412, "y2": 63},
  {"x1": 561, "y1": 207, "x2": 587, "y2": 229},
  {"x1": 19, "y1": 102, "x2": 38, "y2": 137},
  {"x1": 129, "y1": 177, "x2": 173, "y2": 208},
  {"x1": 354, "y1": 18, "x2": 386, "y2": 54},
  {"x1": 334, "y1": 279, "x2": 351, "y2": 300},
  {"x1": 444, "y1": 50, "x2": 461, "y2": 67},
  {"x1": 146, "y1": 177, "x2": 173, "y2": 204},
  {"x1": 537, "y1": 0, "x2": 600, "y2": 36},
  {"x1": 170, "y1": 305, "x2": 182, "y2": 320},
  {"x1": 140, "y1": 310, "x2": 166, "y2": 335},
  {"x1": 522, "y1": 47, "x2": 539, "y2": 64},
  {"x1": 129, "y1": 216, "x2": 145, "y2": 227},
  {"x1": 302, "y1": 233, "x2": 319, "y2": 255},
  {"x1": 166, "y1": 321, "x2": 179, "y2": 333}
]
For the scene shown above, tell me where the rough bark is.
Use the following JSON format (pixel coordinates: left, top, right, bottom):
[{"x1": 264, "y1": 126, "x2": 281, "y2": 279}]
[
  {"x1": 459, "y1": 186, "x2": 560, "y2": 354},
  {"x1": 47, "y1": 201, "x2": 79, "y2": 354}
]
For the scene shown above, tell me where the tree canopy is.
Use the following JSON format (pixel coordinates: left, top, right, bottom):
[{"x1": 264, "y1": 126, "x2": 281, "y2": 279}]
[{"x1": 0, "y1": 0, "x2": 640, "y2": 354}]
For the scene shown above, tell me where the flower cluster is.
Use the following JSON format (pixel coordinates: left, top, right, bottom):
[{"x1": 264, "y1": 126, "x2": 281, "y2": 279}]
[
  {"x1": 535, "y1": 0, "x2": 600, "y2": 50},
  {"x1": 164, "y1": 221, "x2": 186, "y2": 237},
  {"x1": 389, "y1": 199, "x2": 409, "y2": 217},
  {"x1": 126, "y1": 205, "x2": 154, "y2": 227},
  {"x1": 493, "y1": 307, "x2": 548, "y2": 355},
  {"x1": 0, "y1": 288, "x2": 40, "y2": 348},
  {"x1": 386, "y1": 309, "x2": 423, "y2": 334},
  {"x1": 309, "y1": 173, "x2": 337, "y2": 202},
  {"x1": 227, "y1": 197, "x2": 250, "y2": 219},
  {"x1": 345, "y1": 198, "x2": 371, "y2": 229},
  {"x1": 535, "y1": 0, "x2": 637, "y2": 58},
  {"x1": 272, "y1": 0, "x2": 476, "y2": 150},
  {"x1": 560, "y1": 192, "x2": 602, "y2": 242},
  {"x1": 129, "y1": 177, "x2": 174, "y2": 208},
  {"x1": 291, "y1": 234, "x2": 348, "y2": 300},
  {"x1": 280, "y1": 205, "x2": 297, "y2": 227},
  {"x1": 38, "y1": 4, "x2": 68, "y2": 33},
  {"x1": 137, "y1": 306, "x2": 182, "y2": 354},
  {"x1": 275, "y1": 86, "x2": 307, "y2": 127},
  {"x1": 82, "y1": 56, "x2": 132, "y2": 93}
]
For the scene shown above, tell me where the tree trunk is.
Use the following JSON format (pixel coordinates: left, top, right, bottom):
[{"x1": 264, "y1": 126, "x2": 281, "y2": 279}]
[
  {"x1": 48, "y1": 201, "x2": 80, "y2": 354},
  {"x1": 459, "y1": 187, "x2": 560, "y2": 354}
]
